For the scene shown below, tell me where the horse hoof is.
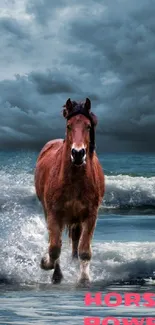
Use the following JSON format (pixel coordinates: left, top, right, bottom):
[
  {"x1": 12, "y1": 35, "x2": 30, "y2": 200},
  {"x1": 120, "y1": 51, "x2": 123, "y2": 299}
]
[
  {"x1": 78, "y1": 276, "x2": 91, "y2": 288},
  {"x1": 72, "y1": 251, "x2": 78, "y2": 259},
  {"x1": 40, "y1": 257, "x2": 47, "y2": 269},
  {"x1": 52, "y1": 268, "x2": 63, "y2": 284},
  {"x1": 40, "y1": 256, "x2": 54, "y2": 270}
]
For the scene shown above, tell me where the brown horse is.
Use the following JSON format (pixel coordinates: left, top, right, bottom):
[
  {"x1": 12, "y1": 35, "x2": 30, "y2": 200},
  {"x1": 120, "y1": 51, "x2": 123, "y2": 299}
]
[{"x1": 34, "y1": 98, "x2": 105, "y2": 285}]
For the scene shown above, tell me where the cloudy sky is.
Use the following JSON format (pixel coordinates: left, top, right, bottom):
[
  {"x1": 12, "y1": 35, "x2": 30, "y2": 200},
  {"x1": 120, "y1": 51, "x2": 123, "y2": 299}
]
[{"x1": 0, "y1": 0, "x2": 155, "y2": 152}]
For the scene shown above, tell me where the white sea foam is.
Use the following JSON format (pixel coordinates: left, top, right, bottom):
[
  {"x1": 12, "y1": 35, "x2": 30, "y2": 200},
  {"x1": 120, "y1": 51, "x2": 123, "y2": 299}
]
[
  {"x1": 0, "y1": 169, "x2": 155, "y2": 285},
  {"x1": 1, "y1": 170, "x2": 155, "y2": 211},
  {"x1": 103, "y1": 175, "x2": 155, "y2": 208},
  {"x1": 0, "y1": 212, "x2": 155, "y2": 285}
]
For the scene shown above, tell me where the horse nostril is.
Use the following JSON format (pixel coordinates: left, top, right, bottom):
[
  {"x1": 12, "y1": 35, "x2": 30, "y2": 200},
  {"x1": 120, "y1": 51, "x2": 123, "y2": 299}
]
[
  {"x1": 71, "y1": 148, "x2": 76, "y2": 157},
  {"x1": 80, "y1": 148, "x2": 85, "y2": 158}
]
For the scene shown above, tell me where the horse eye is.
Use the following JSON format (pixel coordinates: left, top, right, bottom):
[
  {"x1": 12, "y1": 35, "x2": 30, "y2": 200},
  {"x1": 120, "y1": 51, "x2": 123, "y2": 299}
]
[
  {"x1": 67, "y1": 125, "x2": 72, "y2": 131},
  {"x1": 86, "y1": 125, "x2": 91, "y2": 130}
]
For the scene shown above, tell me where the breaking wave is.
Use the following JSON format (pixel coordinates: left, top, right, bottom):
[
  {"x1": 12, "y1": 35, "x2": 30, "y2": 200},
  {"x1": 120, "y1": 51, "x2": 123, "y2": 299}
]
[
  {"x1": 0, "y1": 158, "x2": 155, "y2": 287},
  {"x1": 0, "y1": 210, "x2": 155, "y2": 286},
  {"x1": 1, "y1": 168, "x2": 155, "y2": 213},
  {"x1": 103, "y1": 175, "x2": 155, "y2": 211}
]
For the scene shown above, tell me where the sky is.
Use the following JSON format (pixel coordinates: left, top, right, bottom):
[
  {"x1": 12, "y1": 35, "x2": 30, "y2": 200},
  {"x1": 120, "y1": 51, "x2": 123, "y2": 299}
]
[{"x1": 0, "y1": 0, "x2": 155, "y2": 152}]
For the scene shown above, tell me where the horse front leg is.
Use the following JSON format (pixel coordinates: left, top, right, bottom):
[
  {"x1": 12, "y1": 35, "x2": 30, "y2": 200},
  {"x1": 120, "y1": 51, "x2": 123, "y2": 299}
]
[
  {"x1": 41, "y1": 213, "x2": 63, "y2": 284},
  {"x1": 78, "y1": 212, "x2": 97, "y2": 285}
]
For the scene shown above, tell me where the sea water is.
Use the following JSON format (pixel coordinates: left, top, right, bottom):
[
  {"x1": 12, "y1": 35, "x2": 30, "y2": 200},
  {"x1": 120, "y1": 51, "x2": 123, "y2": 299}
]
[{"x1": 0, "y1": 151, "x2": 155, "y2": 324}]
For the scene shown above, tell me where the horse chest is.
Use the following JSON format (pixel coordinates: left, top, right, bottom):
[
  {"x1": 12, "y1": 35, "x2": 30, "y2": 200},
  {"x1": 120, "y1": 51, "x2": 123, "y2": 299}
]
[
  {"x1": 54, "y1": 185, "x2": 89, "y2": 220},
  {"x1": 51, "y1": 172, "x2": 96, "y2": 220},
  {"x1": 64, "y1": 199, "x2": 87, "y2": 218},
  {"x1": 64, "y1": 185, "x2": 87, "y2": 213}
]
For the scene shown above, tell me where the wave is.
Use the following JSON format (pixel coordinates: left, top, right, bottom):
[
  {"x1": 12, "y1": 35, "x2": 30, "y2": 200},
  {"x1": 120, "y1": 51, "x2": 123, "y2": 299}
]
[
  {"x1": 102, "y1": 175, "x2": 155, "y2": 212},
  {"x1": 0, "y1": 170, "x2": 155, "y2": 286},
  {"x1": 1, "y1": 171, "x2": 155, "y2": 214},
  {"x1": 0, "y1": 211, "x2": 155, "y2": 286}
]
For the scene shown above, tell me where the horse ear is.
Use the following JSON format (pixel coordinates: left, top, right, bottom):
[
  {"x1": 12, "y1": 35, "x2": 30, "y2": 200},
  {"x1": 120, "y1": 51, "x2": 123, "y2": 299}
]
[
  {"x1": 65, "y1": 98, "x2": 73, "y2": 112},
  {"x1": 84, "y1": 98, "x2": 91, "y2": 112},
  {"x1": 62, "y1": 108, "x2": 67, "y2": 118},
  {"x1": 62, "y1": 98, "x2": 73, "y2": 119}
]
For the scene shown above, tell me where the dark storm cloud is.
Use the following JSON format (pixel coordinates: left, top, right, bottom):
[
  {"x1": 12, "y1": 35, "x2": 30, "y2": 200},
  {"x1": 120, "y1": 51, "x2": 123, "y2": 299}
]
[
  {"x1": 0, "y1": 0, "x2": 155, "y2": 151},
  {"x1": 67, "y1": 0, "x2": 155, "y2": 151},
  {"x1": 30, "y1": 71, "x2": 77, "y2": 95},
  {"x1": 0, "y1": 17, "x2": 29, "y2": 40},
  {"x1": 0, "y1": 73, "x2": 68, "y2": 149},
  {"x1": 0, "y1": 69, "x2": 100, "y2": 149},
  {"x1": 26, "y1": 0, "x2": 67, "y2": 24}
]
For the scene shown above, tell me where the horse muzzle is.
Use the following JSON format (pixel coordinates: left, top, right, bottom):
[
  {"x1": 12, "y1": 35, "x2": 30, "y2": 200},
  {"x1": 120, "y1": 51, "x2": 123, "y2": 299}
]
[{"x1": 71, "y1": 147, "x2": 86, "y2": 166}]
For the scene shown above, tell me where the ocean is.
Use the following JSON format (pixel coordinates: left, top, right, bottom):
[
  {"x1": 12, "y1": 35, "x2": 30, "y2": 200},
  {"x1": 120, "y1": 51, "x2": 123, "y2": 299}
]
[{"x1": 0, "y1": 150, "x2": 155, "y2": 324}]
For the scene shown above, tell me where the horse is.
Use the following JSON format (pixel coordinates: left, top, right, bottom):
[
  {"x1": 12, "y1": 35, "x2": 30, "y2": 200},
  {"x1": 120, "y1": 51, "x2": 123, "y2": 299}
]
[{"x1": 34, "y1": 98, "x2": 105, "y2": 285}]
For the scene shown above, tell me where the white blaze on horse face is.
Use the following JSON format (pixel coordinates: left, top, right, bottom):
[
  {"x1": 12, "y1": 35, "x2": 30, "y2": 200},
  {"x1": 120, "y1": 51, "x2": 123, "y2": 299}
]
[{"x1": 72, "y1": 143, "x2": 86, "y2": 151}]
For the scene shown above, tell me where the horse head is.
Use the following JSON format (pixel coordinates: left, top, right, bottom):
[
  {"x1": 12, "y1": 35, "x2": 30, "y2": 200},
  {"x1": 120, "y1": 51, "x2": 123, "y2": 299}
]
[{"x1": 62, "y1": 98, "x2": 98, "y2": 166}]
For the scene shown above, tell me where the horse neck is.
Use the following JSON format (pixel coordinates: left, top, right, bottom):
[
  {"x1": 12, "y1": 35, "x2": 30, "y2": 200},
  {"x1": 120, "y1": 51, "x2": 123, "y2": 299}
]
[{"x1": 60, "y1": 140, "x2": 93, "y2": 180}]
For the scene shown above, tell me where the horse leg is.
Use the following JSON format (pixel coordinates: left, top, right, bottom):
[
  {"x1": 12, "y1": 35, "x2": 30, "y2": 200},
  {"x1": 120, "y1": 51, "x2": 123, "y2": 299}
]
[
  {"x1": 52, "y1": 259, "x2": 63, "y2": 284},
  {"x1": 78, "y1": 213, "x2": 97, "y2": 285},
  {"x1": 40, "y1": 214, "x2": 63, "y2": 284},
  {"x1": 70, "y1": 224, "x2": 81, "y2": 259}
]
